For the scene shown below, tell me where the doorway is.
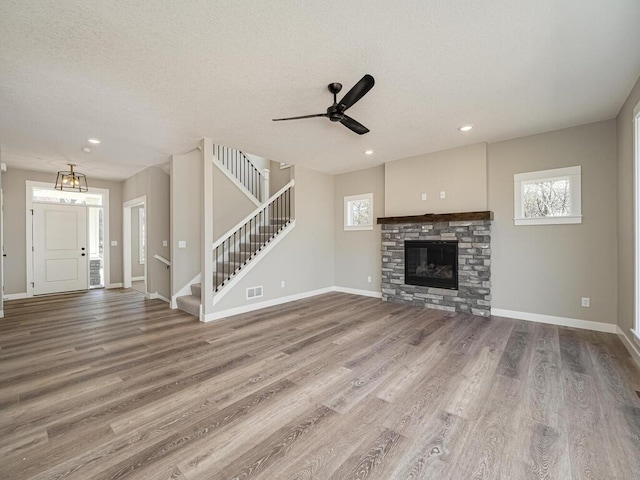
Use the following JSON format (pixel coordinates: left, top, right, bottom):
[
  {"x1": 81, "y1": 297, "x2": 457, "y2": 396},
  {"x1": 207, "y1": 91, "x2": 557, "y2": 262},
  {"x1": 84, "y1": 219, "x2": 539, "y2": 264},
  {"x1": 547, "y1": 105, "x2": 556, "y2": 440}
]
[
  {"x1": 123, "y1": 196, "x2": 147, "y2": 295},
  {"x1": 26, "y1": 182, "x2": 110, "y2": 296}
]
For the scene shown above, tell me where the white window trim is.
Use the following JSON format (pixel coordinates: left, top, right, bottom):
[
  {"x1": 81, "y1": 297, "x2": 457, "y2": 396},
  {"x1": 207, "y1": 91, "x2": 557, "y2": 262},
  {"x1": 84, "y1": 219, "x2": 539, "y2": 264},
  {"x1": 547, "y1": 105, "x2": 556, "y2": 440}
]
[
  {"x1": 138, "y1": 207, "x2": 145, "y2": 265},
  {"x1": 634, "y1": 100, "x2": 640, "y2": 342},
  {"x1": 344, "y1": 192, "x2": 374, "y2": 231},
  {"x1": 514, "y1": 165, "x2": 582, "y2": 226}
]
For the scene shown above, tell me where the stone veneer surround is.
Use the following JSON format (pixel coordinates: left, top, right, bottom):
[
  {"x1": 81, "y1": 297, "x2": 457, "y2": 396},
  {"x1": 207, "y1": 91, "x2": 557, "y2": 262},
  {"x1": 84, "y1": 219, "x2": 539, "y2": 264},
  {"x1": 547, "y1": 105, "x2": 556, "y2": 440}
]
[{"x1": 381, "y1": 220, "x2": 492, "y2": 316}]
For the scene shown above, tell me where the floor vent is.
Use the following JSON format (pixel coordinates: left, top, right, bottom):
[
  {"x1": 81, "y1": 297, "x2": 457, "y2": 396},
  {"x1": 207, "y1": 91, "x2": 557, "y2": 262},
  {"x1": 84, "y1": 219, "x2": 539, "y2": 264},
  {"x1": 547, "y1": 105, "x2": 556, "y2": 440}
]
[{"x1": 246, "y1": 286, "x2": 263, "y2": 300}]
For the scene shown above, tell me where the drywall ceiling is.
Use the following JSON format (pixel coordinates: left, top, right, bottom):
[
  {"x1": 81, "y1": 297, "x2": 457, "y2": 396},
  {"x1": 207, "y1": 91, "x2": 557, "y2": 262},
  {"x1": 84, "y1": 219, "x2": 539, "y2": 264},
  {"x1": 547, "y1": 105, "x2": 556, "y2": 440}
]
[{"x1": 1, "y1": 0, "x2": 639, "y2": 180}]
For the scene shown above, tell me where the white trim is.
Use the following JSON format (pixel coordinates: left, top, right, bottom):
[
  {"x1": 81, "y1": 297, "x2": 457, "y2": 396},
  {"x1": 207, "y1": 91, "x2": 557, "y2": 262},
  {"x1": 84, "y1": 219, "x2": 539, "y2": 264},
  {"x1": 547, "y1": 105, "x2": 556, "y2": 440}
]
[
  {"x1": 123, "y1": 196, "x2": 147, "y2": 290},
  {"x1": 147, "y1": 291, "x2": 170, "y2": 303},
  {"x1": 634, "y1": 104, "x2": 640, "y2": 336},
  {"x1": 513, "y1": 166, "x2": 581, "y2": 226},
  {"x1": 106, "y1": 283, "x2": 123, "y2": 289},
  {"x1": 344, "y1": 192, "x2": 374, "y2": 231},
  {"x1": 618, "y1": 326, "x2": 640, "y2": 368},
  {"x1": 333, "y1": 286, "x2": 382, "y2": 298},
  {"x1": 491, "y1": 308, "x2": 617, "y2": 333},
  {"x1": 131, "y1": 276, "x2": 145, "y2": 282},
  {"x1": 0, "y1": 310, "x2": 3, "y2": 318},
  {"x1": 211, "y1": 220, "x2": 296, "y2": 309},
  {"x1": 632, "y1": 328, "x2": 640, "y2": 345},
  {"x1": 3, "y1": 292, "x2": 27, "y2": 301},
  {"x1": 171, "y1": 272, "x2": 201, "y2": 309},
  {"x1": 212, "y1": 155, "x2": 262, "y2": 207},
  {"x1": 203, "y1": 285, "x2": 383, "y2": 323},
  {"x1": 204, "y1": 286, "x2": 334, "y2": 322}
]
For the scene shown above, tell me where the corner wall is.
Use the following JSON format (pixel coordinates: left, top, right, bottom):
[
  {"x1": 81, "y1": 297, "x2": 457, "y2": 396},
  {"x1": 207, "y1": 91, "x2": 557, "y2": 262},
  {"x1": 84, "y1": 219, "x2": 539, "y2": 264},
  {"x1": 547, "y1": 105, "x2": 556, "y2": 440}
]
[
  {"x1": 333, "y1": 165, "x2": 384, "y2": 294},
  {"x1": 123, "y1": 166, "x2": 170, "y2": 299}
]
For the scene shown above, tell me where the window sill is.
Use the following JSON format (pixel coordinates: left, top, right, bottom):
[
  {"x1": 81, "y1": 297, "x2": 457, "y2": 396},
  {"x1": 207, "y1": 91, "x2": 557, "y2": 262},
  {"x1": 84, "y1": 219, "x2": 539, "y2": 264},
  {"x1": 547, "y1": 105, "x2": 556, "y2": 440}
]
[
  {"x1": 514, "y1": 215, "x2": 582, "y2": 226},
  {"x1": 344, "y1": 225, "x2": 374, "y2": 231}
]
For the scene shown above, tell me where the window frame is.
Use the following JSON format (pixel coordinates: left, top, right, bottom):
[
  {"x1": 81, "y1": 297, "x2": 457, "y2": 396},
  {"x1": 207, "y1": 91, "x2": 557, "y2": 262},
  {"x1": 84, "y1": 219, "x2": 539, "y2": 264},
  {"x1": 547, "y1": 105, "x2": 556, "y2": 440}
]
[
  {"x1": 513, "y1": 166, "x2": 582, "y2": 226},
  {"x1": 633, "y1": 100, "x2": 640, "y2": 343},
  {"x1": 344, "y1": 192, "x2": 374, "y2": 231}
]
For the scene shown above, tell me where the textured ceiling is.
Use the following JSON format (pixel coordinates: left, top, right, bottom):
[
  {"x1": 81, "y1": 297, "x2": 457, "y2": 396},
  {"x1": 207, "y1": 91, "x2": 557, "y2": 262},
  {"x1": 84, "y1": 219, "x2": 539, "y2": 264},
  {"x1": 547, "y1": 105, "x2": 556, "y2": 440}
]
[{"x1": 1, "y1": 0, "x2": 639, "y2": 180}]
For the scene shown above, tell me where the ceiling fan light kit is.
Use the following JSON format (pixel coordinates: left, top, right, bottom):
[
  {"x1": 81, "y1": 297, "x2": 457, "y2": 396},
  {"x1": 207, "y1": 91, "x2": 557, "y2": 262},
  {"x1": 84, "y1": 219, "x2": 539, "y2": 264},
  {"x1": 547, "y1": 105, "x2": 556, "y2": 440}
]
[{"x1": 273, "y1": 74, "x2": 375, "y2": 135}]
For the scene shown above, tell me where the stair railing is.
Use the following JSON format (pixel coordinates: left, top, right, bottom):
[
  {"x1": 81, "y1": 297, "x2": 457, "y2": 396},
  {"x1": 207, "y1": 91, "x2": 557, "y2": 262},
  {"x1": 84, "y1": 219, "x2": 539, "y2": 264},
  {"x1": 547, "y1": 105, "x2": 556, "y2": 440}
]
[
  {"x1": 213, "y1": 144, "x2": 265, "y2": 201},
  {"x1": 212, "y1": 180, "x2": 294, "y2": 291}
]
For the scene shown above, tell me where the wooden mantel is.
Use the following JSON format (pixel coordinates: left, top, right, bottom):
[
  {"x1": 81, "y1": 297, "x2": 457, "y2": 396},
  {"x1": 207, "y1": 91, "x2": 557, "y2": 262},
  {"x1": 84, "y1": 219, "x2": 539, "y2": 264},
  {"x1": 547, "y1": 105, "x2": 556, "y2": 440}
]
[{"x1": 377, "y1": 210, "x2": 493, "y2": 225}]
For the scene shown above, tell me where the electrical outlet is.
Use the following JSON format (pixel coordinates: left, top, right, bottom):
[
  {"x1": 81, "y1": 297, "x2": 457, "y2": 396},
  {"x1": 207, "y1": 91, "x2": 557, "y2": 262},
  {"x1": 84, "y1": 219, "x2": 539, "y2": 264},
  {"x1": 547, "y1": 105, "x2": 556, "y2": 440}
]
[
  {"x1": 440, "y1": 191, "x2": 446, "y2": 199},
  {"x1": 367, "y1": 276, "x2": 372, "y2": 283},
  {"x1": 421, "y1": 193, "x2": 427, "y2": 201},
  {"x1": 581, "y1": 297, "x2": 590, "y2": 307},
  {"x1": 281, "y1": 280, "x2": 285, "y2": 288}
]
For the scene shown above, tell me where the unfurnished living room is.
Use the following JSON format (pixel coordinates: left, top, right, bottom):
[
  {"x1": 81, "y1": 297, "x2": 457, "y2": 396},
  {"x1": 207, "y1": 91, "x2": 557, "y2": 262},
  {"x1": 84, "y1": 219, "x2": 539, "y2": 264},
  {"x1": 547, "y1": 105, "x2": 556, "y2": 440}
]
[{"x1": 1, "y1": 1, "x2": 640, "y2": 479}]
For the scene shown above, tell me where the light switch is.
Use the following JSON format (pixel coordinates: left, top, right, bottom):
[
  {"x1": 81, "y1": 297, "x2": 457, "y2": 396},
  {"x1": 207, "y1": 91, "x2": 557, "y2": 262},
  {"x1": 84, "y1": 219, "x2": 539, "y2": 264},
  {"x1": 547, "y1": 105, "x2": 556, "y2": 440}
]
[
  {"x1": 178, "y1": 240, "x2": 187, "y2": 249},
  {"x1": 110, "y1": 240, "x2": 118, "y2": 247},
  {"x1": 421, "y1": 193, "x2": 427, "y2": 201},
  {"x1": 162, "y1": 240, "x2": 168, "y2": 247},
  {"x1": 440, "y1": 191, "x2": 446, "y2": 199}
]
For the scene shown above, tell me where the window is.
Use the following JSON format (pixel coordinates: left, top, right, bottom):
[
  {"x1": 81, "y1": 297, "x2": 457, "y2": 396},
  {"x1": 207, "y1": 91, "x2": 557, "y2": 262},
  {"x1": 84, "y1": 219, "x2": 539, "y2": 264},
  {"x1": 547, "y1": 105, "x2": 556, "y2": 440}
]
[
  {"x1": 344, "y1": 193, "x2": 373, "y2": 231},
  {"x1": 514, "y1": 166, "x2": 582, "y2": 225},
  {"x1": 138, "y1": 208, "x2": 145, "y2": 265},
  {"x1": 634, "y1": 101, "x2": 640, "y2": 341}
]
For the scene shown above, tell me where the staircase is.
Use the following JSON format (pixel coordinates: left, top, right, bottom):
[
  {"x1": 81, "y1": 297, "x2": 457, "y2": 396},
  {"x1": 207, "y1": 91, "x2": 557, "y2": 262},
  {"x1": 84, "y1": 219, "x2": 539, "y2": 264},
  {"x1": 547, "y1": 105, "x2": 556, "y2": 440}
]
[{"x1": 175, "y1": 144, "x2": 294, "y2": 319}]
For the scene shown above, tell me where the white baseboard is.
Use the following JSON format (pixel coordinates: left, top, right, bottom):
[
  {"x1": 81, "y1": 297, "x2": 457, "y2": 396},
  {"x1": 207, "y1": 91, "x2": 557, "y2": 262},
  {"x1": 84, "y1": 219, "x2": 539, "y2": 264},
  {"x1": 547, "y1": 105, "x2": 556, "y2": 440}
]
[
  {"x1": 3, "y1": 293, "x2": 27, "y2": 301},
  {"x1": 107, "y1": 283, "x2": 123, "y2": 289},
  {"x1": 491, "y1": 308, "x2": 618, "y2": 334},
  {"x1": 131, "y1": 276, "x2": 145, "y2": 282},
  {"x1": 0, "y1": 310, "x2": 3, "y2": 318},
  {"x1": 203, "y1": 285, "x2": 383, "y2": 323},
  {"x1": 147, "y1": 291, "x2": 170, "y2": 304},
  {"x1": 333, "y1": 286, "x2": 382, "y2": 298},
  {"x1": 203, "y1": 286, "x2": 334, "y2": 322},
  {"x1": 617, "y1": 327, "x2": 640, "y2": 368}
]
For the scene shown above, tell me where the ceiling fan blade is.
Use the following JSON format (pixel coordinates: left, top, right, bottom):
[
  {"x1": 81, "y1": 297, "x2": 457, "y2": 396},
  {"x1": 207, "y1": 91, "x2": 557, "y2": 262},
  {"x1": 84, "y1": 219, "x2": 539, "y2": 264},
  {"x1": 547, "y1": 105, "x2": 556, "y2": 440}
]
[
  {"x1": 338, "y1": 74, "x2": 375, "y2": 112},
  {"x1": 340, "y1": 115, "x2": 370, "y2": 135},
  {"x1": 272, "y1": 113, "x2": 328, "y2": 121}
]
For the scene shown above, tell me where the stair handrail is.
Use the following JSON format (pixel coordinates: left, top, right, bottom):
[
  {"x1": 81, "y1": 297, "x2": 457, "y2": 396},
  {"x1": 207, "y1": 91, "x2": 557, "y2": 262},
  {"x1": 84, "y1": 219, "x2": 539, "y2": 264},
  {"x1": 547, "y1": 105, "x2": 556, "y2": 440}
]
[
  {"x1": 213, "y1": 144, "x2": 266, "y2": 200},
  {"x1": 153, "y1": 254, "x2": 171, "y2": 268},
  {"x1": 212, "y1": 179, "x2": 295, "y2": 252}
]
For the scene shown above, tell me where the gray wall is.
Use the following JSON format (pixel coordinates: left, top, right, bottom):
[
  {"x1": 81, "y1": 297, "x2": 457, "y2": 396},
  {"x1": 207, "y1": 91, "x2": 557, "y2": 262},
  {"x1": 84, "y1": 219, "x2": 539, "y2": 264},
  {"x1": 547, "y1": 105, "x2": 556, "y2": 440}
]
[
  {"x1": 171, "y1": 150, "x2": 203, "y2": 294},
  {"x1": 385, "y1": 143, "x2": 487, "y2": 216},
  {"x1": 213, "y1": 161, "x2": 256, "y2": 240},
  {"x1": 270, "y1": 161, "x2": 292, "y2": 194},
  {"x1": 212, "y1": 165, "x2": 334, "y2": 310},
  {"x1": 3, "y1": 167, "x2": 123, "y2": 294},
  {"x1": 488, "y1": 120, "x2": 618, "y2": 323},
  {"x1": 333, "y1": 165, "x2": 385, "y2": 293},
  {"x1": 616, "y1": 75, "x2": 640, "y2": 336},
  {"x1": 131, "y1": 206, "x2": 144, "y2": 278},
  {"x1": 123, "y1": 166, "x2": 170, "y2": 299}
]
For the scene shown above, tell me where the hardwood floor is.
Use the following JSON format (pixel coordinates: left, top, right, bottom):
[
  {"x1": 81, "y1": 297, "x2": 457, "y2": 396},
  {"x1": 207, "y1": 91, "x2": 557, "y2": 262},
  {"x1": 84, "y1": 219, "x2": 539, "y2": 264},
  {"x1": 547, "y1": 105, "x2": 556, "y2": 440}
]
[{"x1": 1, "y1": 289, "x2": 639, "y2": 479}]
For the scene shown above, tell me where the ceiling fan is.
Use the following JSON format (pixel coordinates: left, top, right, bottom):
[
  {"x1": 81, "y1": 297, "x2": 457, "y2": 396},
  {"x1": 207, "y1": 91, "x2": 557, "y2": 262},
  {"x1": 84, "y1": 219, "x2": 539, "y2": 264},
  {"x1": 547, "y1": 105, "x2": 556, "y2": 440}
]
[{"x1": 272, "y1": 74, "x2": 375, "y2": 135}]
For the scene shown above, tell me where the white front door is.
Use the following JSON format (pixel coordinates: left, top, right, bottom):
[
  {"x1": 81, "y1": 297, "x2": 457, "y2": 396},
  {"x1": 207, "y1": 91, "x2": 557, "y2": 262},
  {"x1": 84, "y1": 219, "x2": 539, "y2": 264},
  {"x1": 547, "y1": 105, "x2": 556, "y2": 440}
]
[{"x1": 33, "y1": 203, "x2": 88, "y2": 295}]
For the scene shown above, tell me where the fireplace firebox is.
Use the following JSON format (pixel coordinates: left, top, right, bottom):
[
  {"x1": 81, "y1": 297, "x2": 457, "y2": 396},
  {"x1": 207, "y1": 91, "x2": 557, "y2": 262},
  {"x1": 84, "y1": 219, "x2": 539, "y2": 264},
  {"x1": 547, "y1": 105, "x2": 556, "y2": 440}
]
[{"x1": 404, "y1": 240, "x2": 458, "y2": 290}]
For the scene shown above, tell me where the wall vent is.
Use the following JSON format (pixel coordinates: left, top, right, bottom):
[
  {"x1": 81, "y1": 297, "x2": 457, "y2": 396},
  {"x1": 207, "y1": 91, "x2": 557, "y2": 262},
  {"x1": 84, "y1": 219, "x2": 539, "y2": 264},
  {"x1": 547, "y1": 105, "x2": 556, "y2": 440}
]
[{"x1": 246, "y1": 286, "x2": 263, "y2": 300}]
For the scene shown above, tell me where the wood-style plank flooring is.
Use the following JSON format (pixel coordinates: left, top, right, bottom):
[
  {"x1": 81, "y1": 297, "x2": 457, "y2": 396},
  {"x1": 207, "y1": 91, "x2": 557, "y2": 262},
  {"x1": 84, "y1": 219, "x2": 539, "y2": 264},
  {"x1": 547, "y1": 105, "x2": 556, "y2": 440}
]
[{"x1": 1, "y1": 289, "x2": 639, "y2": 479}]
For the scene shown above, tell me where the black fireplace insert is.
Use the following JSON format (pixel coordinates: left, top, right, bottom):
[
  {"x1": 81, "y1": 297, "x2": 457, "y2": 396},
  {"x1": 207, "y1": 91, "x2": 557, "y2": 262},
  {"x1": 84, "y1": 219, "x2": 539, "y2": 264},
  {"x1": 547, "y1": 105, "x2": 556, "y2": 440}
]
[{"x1": 404, "y1": 240, "x2": 458, "y2": 290}]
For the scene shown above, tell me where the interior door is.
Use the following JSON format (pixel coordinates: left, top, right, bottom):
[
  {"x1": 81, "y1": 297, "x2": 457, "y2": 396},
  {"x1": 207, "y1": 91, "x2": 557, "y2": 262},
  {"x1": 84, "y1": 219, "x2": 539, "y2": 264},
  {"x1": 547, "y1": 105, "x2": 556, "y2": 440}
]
[{"x1": 33, "y1": 203, "x2": 88, "y2": 295}]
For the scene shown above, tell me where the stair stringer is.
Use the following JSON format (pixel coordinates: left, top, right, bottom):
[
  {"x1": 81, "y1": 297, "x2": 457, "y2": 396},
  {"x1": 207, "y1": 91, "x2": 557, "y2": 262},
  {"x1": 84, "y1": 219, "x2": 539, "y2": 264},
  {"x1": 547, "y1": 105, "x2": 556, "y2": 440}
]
[
  {"x1": 212, "y1": 155, "x2": 262, "y2": 208},
  {"x1": 202, "y1": 220, "x2": 296, "y2": 322},
  {"x1": 171, "y1": 272, "x2": 201, "y2": 309}
]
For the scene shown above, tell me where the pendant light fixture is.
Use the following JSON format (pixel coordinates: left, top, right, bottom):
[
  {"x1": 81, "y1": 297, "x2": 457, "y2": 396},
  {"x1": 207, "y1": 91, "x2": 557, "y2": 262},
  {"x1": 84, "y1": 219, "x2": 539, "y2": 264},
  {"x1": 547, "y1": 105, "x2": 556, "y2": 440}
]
[{"x1": 55, "y1": 164, "x2": 88, "y2": 192}]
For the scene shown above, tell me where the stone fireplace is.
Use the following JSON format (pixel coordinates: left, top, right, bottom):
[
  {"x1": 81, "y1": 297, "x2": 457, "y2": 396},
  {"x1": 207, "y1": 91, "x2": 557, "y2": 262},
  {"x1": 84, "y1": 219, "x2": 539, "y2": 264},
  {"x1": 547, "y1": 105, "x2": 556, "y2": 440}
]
[{"x1": 378, "y1": 211, "x2": 492, "y2": 317}]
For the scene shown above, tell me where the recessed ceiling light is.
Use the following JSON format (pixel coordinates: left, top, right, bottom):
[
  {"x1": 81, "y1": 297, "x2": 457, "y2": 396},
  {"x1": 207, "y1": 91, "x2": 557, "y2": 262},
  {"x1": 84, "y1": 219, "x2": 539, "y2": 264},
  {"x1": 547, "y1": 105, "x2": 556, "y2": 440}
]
[
  {"x1": 458, "y1": 125, "x2": 473, "y2": 132},
  {"x1": 364, "y1": 149, "x2": 374, "y2": 155},
  {"x1": 87, "y1": 138, "x2": 101, "y2": 144},
  {"x1": 82, "y1": 147, "x2": 91, "y2": 153}
]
